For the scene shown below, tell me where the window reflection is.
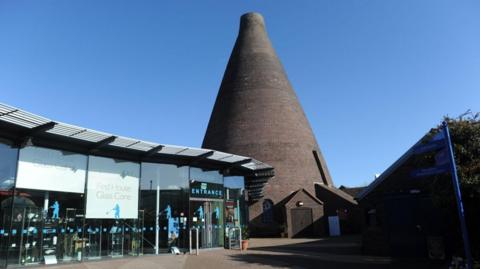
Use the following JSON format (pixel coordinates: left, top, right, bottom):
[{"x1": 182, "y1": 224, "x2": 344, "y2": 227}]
[
  {"x1": 189, "y1": 167, "x2": 223, "y2": 184},
  {"x1": 0, "y1": 142, "x2": 251, "y2": 266},
  {"x1": 224, "y1": 176, "x2": 246, "y2": 242},
  {"x1": 0, "y1": 140, "x2": 18, "y2": 268},
  {"x1": 140, "y1": 163, "x2": 189, "y2": 253},
  {"x1": 0, "y1": 142, "x2": 18, "y2": 191},
  {"x1": 16, "y1": 146, "x2": 87, "y2": 194}
]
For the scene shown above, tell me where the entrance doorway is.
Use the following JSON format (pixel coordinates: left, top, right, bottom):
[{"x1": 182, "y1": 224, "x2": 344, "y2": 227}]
[
  {"x1": 63, "y1": 209, "x2": 87, "y2": 262},
  {"x1": 189, "y1": 200, "x2": 223, "y2": 248},
  {"x1": 291, "y1": 208, "x2": 313, "y2": 237}
]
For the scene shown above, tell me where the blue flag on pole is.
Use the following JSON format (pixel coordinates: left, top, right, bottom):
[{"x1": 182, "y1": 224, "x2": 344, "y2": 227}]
[
  {"x1": 411, "y1": 123, "x2": 472, "y2": 268},
  {"x1": 410, "y1": 131, "x2": 449, "y2": 178},
  {"x1": 442, "y1": 122, "x2": 473, "y2": 269}
]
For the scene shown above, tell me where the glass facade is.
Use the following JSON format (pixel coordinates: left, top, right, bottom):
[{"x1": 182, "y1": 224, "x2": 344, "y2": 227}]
[
  {"x1": 2, "y1": 146, "x2": 88, "y2": 267},
  {"x1": 83, "y1": 156, "x2": 142, "y2": 260},
  {"x1": 224, "y1": 176, "x2": 246, "y2": 228},
  {"x1": 0, "y1": 141, "x2": 18, "y2": 268},
  {"x1": 190, "y1": 168, "x2": 223, "y2": 184},
  {"x1": 189, "y1": 168, "x2": 225, "y2": 248},
  {"x1": 0, "y1": 140, "x2": 247, "y2": 267},
  {"x1": 139, "y1": 163, "x2": 189, "y2": 254},
  {"x1": 224, "y1": 176, "x2": 247, "y2": 246}
]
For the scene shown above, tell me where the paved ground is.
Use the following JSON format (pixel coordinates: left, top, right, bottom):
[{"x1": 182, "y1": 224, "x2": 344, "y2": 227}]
[{"x1": 46, "y1": 236, "x2": 447, "y2": 269}]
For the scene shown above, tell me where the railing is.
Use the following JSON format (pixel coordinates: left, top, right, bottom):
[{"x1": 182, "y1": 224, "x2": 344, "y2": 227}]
[
  {"x1": 189, "y1": 228, "x2": 199, "y2": 255},
  {"x1": 228, "y1": 227, "x2": 242, "y2": 251}
]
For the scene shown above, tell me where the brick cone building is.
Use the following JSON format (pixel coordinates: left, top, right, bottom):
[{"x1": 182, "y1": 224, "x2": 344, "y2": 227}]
[{"x1": 203, "y1": 12, "x2": 343, "y2": 237}]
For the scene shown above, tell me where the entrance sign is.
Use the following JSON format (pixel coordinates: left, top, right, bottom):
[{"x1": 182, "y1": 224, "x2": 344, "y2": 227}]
[
  {"x1": 16, "y1": 146, "x2": 87, "y2": 193},
  {"x1": 190, "y1": 181, "x2": 224, "y2": 199},
  {"x1": 86, "y1": 156, "x2": 139, "y2": 219}
]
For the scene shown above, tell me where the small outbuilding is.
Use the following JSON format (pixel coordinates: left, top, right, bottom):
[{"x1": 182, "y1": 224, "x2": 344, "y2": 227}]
[
  {"x1": 356, "y1": 130, "x2": 460, "y2": 259},
  {"x1": 283, "y1": 189, "x2": 324, "y2": 238},
  {"x1": 315, "y1": 183, "x2": 362, "y2": 235}
]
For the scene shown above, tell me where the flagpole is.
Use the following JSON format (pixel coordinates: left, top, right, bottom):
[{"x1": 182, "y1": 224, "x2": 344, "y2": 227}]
[{"x1": 442, "y1": 121, "x2": 473, "y2": 269}]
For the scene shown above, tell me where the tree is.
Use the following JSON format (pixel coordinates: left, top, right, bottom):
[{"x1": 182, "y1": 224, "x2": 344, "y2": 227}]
[{"x1": 432, "y1": 112, "x2": 480, "y2": 261}]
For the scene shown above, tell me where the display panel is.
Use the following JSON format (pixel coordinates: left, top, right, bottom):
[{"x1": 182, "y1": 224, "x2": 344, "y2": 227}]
[
  {"x1": 86, "y1": 156, "x2": 139, "y2": 219},
  {"x1": 16, "y1": 146, "x2": 87, "y2": 193}
]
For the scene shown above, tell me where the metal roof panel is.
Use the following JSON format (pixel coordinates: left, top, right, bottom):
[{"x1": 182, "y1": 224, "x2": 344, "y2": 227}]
[{"x1": 0, "y1": 102, "x2": 273, "y2": 174}]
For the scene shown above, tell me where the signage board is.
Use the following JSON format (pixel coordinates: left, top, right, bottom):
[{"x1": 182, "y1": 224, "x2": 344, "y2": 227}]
[
  {"x1": 190, "y1": 181, "x2": 224, "y2": 199},
  {"x1": 16, "y1": 146, "x2": 87, "y2": 193},
  {"x1": 85, "y1": 156, "x2": 139, "y2": 219}
]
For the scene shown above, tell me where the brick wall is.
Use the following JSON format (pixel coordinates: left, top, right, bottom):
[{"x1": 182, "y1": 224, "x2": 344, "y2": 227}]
[{"x1": 202, "y1": 12, "x2": 334, "y2": 237}]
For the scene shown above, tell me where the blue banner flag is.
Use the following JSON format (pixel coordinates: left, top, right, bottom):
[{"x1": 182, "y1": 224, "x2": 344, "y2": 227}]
[
  {"x1": 434, "y1": 148, "x2": 449, "y2": 166},
  {"x1": 413, "y1": 139, "x2": 445, "y2": 155},
  {"x1": 413, "y1": 130, "x2": 445, "y2": 154},
  {"x1": 409, "y1": 122, "x2": 472, "y2": 268},
  {"x1": 410, "y1": 132, "x2": 450, "y2": 178},
  {"x1": 410, "y1": 164, "x2": 449, "y2": 178}
]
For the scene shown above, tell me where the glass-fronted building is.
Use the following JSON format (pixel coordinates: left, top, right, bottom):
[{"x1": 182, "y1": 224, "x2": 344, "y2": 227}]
[{"x1": 0, "y1": 103, "x2": 273, "y2": 267}]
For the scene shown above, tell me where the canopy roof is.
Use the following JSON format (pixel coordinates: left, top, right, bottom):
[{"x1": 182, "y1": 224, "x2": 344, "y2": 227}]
[{"x1": 0, "y1": 103, "x2": 273, "y2": 200}]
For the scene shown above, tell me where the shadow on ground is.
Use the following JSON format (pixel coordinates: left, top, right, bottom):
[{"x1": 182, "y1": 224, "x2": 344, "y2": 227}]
[
  {"x1": 249, "y1": 235, "x2": 362, "y2": 255},
  {"x1": 229, "y1": 236, "x2": 448, "y2": 269}
]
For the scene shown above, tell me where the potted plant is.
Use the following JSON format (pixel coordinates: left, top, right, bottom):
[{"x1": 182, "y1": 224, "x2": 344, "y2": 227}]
[
  {"x1": 280, "y1": 223, "x2": 287, "y2": 238},
  {"x1": 241, "y1": 226, "x2": 250, "y2": 250}
]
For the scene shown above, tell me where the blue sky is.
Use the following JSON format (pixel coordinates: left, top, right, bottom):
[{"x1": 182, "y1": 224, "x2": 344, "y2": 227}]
[{"x1": 1, "y1": 1, "x2": 479, "y2": 187}]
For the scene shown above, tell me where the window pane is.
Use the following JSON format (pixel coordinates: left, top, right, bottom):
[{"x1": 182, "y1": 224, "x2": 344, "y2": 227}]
[
  {"x1": 16, "y1": 146, "x2": 87, "y2": 193},
  {"x1": 189, "y1": 167, "x2": 223, "y2": 184},
  {"x1": 140, "y1": 163, "x2": 189, "y2": 253},
  {"x1": 224, "y1": 176, "x2": 245, "y2": 231},
  {"x1": 0, "y1": 141, "x2": 17, "y2": 268},
  {"x1": 158, "y1": 164, "x2": 189, "y2": 251},
  {"x1": 86, "y1": 156, "x2": 139, "y2": 219},
  {"x1": 262, "y1": 199, "x2": 274, "y2": 223},
  {"x1": 0, "y1": 142, "x2": 17, "y2": 191}
]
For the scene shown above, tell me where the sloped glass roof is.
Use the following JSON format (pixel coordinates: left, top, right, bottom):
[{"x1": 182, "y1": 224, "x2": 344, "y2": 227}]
[{"x1": 0, "y1": 103, "x2": 272, "y2": 172}]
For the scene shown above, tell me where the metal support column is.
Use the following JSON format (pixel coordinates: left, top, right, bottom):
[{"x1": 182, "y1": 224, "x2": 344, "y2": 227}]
[
  {"x1": 189, "y1": 228, "x2": 199, "y2": 255},
  {"x1": 155, "y1": 184, "x2": 160, "y2": 255}
]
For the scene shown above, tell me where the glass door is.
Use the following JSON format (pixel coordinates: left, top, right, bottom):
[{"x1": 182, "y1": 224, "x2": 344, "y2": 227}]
[
  {"x1": 210, "y1": 201, "x2": 224, "y2": 248},
  {"x1": 124, "y1": 211, "x2": 143, "y2": 256},
  {"x1": 84, "y1": 219, "x2": 101, "y2": 260},
  {"x1": 108, "y1": 220, "x2": 123, "y2": 257},
  {"x1": 190, "y1": 200, "x2": 224, "y2": 249},
  {"x1": 191, "y1": 201, "x2": 207, "y2": 248},
  {"x1": 62, "y1": 208, "x2": 84, "y2": 262}
]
